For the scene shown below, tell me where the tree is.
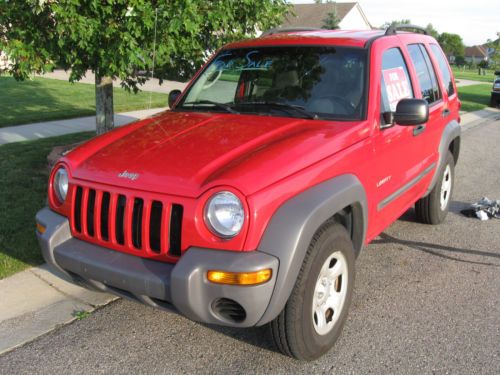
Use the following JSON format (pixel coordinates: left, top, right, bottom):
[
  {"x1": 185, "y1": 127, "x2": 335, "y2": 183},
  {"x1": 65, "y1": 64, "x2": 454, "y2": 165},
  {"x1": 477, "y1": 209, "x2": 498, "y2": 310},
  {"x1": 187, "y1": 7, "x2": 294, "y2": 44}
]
[
  {"x1": 381, "y1": 19, "x2": 411, "y2": 30},
  {"x1": 0, "y1": 0, "x2": 289, "y2": 134},
  {"x1": 486, "y1": 32, "x2": 500, "y2": 69},
  {"x1": 425, "y1": 23, "x2": 439, "y2": 39},
  {"x1": 437, "y1": 32, "x2": 465, "y2": 61},
  {"x1": 322, "y1": 9, "x2": 340, "y2": 30},
  {"x1": 454, "y1": 56, "x2": 466, "y2": 67},
  {"x1": 478, "y1": 59, "x2": 489, "y2": 69}
]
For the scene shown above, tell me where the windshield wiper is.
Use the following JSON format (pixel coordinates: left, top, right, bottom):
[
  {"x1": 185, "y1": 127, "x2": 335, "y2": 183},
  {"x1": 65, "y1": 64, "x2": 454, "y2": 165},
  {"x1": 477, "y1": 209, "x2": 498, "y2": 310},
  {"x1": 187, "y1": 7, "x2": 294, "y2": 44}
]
[
  {"x1": 237, "y1": 101, "x2": 319, "y2": 120},
  {"x1": 182, "y1": 100, "x2": 239, "y2": 114}
]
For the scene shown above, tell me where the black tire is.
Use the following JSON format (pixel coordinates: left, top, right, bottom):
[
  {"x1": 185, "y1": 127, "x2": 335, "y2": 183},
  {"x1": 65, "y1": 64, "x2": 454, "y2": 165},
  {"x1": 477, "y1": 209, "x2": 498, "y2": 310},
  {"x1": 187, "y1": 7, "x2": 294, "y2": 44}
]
[
  {"x1": 415, "y1": 151, "x2": 455, "y2": 224},
  {"x1": 491, "y1": 95, "x2": 499, "y2": 108},
  {"x1": 268, "y1": 222, "x2": 355, "y2": 360}
]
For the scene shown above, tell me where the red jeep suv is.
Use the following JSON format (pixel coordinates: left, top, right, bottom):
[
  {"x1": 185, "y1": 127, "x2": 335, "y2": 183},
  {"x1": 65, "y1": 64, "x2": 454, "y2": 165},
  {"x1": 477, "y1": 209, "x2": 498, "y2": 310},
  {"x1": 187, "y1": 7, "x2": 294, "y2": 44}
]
[{"x1": 36, "y1": 26, "x2": 460, "y2": 360}]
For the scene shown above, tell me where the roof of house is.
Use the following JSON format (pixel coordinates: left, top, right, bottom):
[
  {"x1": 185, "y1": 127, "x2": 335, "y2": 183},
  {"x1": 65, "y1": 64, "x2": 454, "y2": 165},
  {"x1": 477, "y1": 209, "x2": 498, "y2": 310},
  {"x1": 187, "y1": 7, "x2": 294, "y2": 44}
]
[
  {"x1": 464, "y1": 45, "x2": 488, "y2": 57},
  {"x1": 281, "y1": 2, "x2": 358, "y2": 29}
]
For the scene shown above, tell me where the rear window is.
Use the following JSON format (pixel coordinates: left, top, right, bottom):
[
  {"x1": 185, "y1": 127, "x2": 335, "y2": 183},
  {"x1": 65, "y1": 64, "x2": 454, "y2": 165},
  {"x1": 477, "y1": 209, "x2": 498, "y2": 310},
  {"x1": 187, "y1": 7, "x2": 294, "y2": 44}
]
[
  {"x1": 407, "y1": 44, "x2": 441, "y2": 105},
  {"x1": 430, "y1": 44, "x2": 455, "y2": 97}
]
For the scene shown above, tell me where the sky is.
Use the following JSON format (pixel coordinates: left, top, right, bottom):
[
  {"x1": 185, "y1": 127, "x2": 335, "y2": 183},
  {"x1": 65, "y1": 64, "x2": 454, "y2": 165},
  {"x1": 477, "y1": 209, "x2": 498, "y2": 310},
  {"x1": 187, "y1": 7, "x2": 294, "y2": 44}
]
[{"x1": 289, "y1": 0, "x2": 499, "y2": 46}]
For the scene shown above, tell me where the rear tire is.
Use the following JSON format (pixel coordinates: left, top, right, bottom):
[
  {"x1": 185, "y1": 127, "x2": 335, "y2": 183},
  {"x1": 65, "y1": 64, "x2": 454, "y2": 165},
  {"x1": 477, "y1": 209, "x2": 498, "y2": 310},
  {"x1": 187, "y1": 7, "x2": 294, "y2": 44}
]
[
  {"x1": 268, "y1": 222, "x2": 355, "y2": 360},
  {"x1": 415, "y1": 151, "x2": 455, "y2": 224}
]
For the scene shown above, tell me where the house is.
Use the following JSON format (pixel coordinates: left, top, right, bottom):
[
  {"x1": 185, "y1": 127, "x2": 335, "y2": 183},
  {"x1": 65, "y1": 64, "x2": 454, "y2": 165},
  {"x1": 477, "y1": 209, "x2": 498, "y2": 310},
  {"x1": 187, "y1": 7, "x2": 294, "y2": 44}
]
[
  {"x1": 281, "y1": 2, "x2": 372, "y2": 30},
  {"x1": 482, "y1": 39, "x2": 499, "y2": 60},
  {"x1": 464, "y1": 45, "x2": 489, "y2": 65},
  {"x1": 0, "y1": 51, "x2": 11, "y2": 71}
]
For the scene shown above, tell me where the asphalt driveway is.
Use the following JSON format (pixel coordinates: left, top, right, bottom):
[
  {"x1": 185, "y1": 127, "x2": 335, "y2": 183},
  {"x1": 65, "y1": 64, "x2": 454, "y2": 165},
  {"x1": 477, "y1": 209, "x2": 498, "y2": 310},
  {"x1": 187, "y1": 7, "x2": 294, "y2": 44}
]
[{"x1": 0, "y1": 113, "x2": 499, "y2": 374}]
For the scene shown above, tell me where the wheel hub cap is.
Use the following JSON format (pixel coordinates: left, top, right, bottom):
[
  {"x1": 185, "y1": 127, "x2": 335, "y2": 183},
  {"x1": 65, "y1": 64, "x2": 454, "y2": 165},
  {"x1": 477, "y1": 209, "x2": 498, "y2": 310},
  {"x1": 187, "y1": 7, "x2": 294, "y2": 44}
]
[
  {"x1": 440, "y1": 164, "x2": 452, "y2": 210},
  {"x1": 312, "y1": 251, "x2": 348, "y2": 335}
]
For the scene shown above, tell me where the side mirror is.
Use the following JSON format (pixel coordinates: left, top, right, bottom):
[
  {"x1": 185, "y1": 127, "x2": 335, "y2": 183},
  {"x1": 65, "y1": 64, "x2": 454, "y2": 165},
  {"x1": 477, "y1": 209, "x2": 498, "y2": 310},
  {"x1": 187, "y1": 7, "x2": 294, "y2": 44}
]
[
  {"x1": 393, "y1": 98, "x2": 429, "y2": 126},
  {"x1": 168, "y1": 90, "x2": 182, "y2": 109}
]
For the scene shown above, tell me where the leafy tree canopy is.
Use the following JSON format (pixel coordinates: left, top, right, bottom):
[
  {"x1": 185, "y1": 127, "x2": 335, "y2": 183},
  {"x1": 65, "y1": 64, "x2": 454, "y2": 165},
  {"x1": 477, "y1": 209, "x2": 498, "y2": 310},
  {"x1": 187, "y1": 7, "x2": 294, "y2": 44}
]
[
  {"x1": 438, "y1": 32, "x2": 465, "y2": 58},
  {"x1": 380, "y1": 19, "x2": 411, "y2": 29},
  {"x1": 486, "y1": 32, "x2": 500, "y2": 68},
  {"x1": 424, "y1": 23, "x2": 439, "y2": 39},
  {"x1": 0, "y1": 0, "x2": 290, "y2": 89},
  {"x1": 0, "y1": 0, "x2": 289, "y2": 133},
  {"x1": 322, "y1": 10, "x2": 340, "y2": 30},
  {"x1": 454, "y1": 55, "x2": 466, "y2": 66}
]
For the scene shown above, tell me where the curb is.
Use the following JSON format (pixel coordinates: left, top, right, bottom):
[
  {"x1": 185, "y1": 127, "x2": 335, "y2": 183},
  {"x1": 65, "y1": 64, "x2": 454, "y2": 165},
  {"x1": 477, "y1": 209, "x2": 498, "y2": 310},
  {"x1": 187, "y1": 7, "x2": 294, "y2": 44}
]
[
  {"x1": 0, "y1": 265, "x2": 116, "y2": 355},
  {"x1": 0, "y1": 107, "x2": 166, "y2": 145},
  {"x1": 460, "y1": 107, "x2": 500, "y2": 133}
]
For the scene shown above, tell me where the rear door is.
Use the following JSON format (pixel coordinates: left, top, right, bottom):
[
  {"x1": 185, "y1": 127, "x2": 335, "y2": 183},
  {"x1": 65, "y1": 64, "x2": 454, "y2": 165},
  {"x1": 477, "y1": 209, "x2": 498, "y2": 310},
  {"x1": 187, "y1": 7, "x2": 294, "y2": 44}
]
[
  {"x1": 429, "y1": 43, "x2": 460, "y2": 121},
  {"x1": 369, "y1": 45, "x2": 425, "y2": 236},
  {"x1": 405, "y1": 43, "x2": 446, "y2": 174}
]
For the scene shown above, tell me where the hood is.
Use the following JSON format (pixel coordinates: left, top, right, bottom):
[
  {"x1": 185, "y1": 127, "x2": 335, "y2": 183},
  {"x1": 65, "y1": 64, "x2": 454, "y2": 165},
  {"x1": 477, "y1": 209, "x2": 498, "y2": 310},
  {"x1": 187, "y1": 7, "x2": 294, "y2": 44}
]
[{"x1": 67, "y1": 111, "x2": 369, "y2": 197}]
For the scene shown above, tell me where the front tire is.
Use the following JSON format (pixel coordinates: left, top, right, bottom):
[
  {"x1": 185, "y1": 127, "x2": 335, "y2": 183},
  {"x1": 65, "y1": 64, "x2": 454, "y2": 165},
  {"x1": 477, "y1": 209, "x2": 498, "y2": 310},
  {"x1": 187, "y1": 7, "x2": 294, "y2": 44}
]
[
  {"x1": 415, "y1": 151, "x2": 455, "y2": 224},
  {"x1": 269, "y1": 222, "x2": 355, "y2": 360}
]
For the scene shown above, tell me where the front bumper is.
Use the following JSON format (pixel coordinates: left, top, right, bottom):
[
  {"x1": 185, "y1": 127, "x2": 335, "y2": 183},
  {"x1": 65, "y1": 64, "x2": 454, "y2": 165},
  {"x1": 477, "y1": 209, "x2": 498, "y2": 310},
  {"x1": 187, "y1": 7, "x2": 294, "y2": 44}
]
[
  {"x1": 491, "y1": 91, "x2": 500, "y2": 106},
  {"x1": 36, "y1": 207, "x2": 278, "y2": 327}
]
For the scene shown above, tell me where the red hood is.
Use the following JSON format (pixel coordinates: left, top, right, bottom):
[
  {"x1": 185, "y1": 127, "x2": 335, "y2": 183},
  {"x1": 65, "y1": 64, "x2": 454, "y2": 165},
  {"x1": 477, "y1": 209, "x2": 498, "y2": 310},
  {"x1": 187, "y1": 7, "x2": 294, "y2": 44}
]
[{"x1": 66, "y1": 111, "x2": 370, "y2": 197}]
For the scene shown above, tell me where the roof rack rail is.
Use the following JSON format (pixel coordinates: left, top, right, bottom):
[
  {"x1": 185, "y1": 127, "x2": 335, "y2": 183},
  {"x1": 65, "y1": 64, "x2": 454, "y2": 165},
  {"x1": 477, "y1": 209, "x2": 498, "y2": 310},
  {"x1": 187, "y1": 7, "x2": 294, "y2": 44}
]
[
  {"x1": 260, "y1": 27, "x2": 322, "y2": 37},
  {"x1": 385, "y1": 24, "x2": 428, "y2": 36}
]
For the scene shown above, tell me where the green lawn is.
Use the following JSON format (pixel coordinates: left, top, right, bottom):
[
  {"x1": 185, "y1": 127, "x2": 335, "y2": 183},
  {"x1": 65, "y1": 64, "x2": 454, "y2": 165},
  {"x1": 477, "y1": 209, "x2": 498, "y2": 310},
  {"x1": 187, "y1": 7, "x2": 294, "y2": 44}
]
[
  {"x1": 452, "y1": 67, "x2": 496, "y2": 83},
  {"x1": 0, "y1": 76, "x2": 168, "y2": 128},
  {"x1": 0, "y1": 132, "x2": 93, "y2": 279},
  {"x1": 457, "y1": 84, "x2": 492, "y2": 112}
]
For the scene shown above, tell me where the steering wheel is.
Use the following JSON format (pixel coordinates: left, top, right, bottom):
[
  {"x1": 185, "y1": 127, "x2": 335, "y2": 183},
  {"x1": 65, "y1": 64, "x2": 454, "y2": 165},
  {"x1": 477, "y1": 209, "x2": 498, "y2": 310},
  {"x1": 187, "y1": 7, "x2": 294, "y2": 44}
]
[
  {"x1": 202, "y1": 69, "x2": 223, "y2": 89},
  {"x1": 320, "y1": 95, "x2": 357, "y2": 115}
]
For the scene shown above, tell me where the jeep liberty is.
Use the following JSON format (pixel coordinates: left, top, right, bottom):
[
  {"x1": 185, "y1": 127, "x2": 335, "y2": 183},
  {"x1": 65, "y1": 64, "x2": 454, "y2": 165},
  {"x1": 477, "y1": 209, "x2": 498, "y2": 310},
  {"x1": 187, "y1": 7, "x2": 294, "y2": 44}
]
[{"x1": 37, "y1": 26, "x2": 461, "y2": 360}]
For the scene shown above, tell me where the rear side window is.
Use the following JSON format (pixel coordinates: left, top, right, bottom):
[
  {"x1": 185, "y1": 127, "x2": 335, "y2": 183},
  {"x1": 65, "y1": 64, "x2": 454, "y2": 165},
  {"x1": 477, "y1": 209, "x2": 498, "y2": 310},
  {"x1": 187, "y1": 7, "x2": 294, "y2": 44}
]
[
  {"x1": 380, "y1": 48, "x2": 413, "y2": 113},
  {"x1": 430, "y1": 44, "x2": 455, "y2": 96},
  {"x1": 407, "y1": 44, "x2": 441, "y2": 104}
]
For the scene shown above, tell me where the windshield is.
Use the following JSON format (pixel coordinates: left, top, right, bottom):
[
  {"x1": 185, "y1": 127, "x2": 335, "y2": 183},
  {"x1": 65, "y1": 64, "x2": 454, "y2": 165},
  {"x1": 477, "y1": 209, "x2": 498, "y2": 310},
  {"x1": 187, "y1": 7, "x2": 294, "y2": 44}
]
[{"x1": 177, "y1": 46, "x2": 367, "y2": 120}]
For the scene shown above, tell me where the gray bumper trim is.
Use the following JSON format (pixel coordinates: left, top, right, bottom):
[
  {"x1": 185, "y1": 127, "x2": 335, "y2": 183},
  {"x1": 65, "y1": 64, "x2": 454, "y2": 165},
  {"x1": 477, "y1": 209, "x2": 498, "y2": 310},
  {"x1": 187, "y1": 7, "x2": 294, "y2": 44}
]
[
  {"x1": 36, "y1": 207, "x2": 278, "y2": 327},
  {"x1": 54, "y1": 239, "x2": 174, "y2": 302}
]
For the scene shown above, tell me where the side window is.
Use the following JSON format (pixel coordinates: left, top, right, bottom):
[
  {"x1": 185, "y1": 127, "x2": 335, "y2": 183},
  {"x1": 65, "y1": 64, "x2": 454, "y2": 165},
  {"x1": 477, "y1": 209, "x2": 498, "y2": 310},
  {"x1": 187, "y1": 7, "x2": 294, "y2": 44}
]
[
  {"x1": 407, "y1": 44, "x2": 441, "y2": 104},
  {"x1": 380, "y1": 48, "x2": 413, "y2": 115},
  {"x1": 430, "y1": 44, "x2": 455, "y2": 96}
]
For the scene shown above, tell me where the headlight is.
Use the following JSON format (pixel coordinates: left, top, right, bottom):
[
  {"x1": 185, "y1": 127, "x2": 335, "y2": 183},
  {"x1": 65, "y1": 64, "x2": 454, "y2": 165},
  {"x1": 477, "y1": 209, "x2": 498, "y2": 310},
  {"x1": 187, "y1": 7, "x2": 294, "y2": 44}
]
[
  {"x1": 204, "y1": 191, "x2": 245, "y2": 238},
  {"x1": 53, "y1": 167, "x2": 69, "y2": 203}
]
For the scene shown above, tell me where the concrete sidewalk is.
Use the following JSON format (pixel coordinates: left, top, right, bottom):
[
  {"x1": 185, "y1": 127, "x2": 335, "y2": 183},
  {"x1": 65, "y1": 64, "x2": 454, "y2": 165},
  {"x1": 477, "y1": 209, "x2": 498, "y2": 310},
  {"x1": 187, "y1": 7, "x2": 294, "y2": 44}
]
[
  {"x1": 454, "y1": 78, "x2": 487, "y2": 87},
  {"x1": 0, "y1": 107, "x2": 166, "y2": 145},
  {"x1": 459, "y1": 107, "x2": 500, "y2": 131},
  {"x1": 41, "y1": 70, "x2": 187, "y2": 94},
  {"x1": 0, "y1": 265, "x2": 116, "y2": 355}
]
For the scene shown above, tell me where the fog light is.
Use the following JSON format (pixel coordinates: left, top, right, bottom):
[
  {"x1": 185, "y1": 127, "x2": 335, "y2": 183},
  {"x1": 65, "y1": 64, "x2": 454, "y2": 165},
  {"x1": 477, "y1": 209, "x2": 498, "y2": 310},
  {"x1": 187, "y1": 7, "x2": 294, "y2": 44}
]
[
  {"x1": 207, "y1": 269, "x2": 272, "y2": 285},
  {"x1": 36, "y1": 222, "x2": 46, "y2": 234}
]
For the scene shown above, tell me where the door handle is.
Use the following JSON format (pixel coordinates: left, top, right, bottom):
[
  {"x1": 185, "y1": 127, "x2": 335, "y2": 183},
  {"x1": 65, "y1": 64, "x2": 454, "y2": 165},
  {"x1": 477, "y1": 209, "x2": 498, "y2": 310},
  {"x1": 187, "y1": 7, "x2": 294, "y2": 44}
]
[
  {"x1": 442, "y1": 108, "x2": 450, "y2": 118},
  {"x1": 413, "y1": 124, "x2": 426, "y2": 136}
]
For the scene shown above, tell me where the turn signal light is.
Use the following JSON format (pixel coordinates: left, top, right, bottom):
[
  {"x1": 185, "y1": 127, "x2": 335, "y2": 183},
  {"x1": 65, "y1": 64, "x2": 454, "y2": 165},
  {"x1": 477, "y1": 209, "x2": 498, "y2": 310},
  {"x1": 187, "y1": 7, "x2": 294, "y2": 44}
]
[
  {"x1": 36, "y1": 222, "x2": 46, "y2": 234},
  {"x1": 207, "y1": 269, "x2": 272, "y2": 286}
]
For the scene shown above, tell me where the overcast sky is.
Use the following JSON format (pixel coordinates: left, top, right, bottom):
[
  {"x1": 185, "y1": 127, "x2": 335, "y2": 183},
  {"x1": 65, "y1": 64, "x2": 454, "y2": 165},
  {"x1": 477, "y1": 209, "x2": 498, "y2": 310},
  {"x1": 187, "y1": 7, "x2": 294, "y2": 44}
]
[{"x1": 289, "y1": 0, "x2": 499, "y2": 46}]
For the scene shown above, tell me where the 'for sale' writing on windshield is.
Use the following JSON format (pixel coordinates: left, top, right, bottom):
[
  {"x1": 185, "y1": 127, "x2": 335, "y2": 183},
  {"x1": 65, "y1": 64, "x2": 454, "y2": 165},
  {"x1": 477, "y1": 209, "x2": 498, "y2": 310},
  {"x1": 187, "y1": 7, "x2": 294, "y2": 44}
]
[{"x1": 382, "y1": 67, "x2": 412, "y2": 111}]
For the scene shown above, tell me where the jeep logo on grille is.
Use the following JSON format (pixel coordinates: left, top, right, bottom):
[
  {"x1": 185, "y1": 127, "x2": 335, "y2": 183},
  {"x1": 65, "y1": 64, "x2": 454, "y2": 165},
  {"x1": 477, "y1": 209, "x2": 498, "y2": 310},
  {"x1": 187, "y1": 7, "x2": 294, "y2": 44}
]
[{"x1": 117, "y1": 170, "x2": 139, "y2": 181}]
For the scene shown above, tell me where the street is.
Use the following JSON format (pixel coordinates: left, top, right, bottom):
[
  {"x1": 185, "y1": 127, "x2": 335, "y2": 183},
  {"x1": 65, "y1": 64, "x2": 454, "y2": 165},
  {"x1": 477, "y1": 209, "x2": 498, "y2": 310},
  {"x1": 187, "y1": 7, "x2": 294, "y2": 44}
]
[{"x1": 1, "y1": 114, "x2": 499, "y2": 374}]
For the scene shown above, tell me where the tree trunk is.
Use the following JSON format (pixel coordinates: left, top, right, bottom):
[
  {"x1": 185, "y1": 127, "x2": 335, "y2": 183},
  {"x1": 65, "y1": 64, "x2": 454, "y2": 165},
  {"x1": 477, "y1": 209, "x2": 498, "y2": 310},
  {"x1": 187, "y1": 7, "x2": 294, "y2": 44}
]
[{"x1": 95, "y1": 75, "x2": 114, "y2": 135}]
